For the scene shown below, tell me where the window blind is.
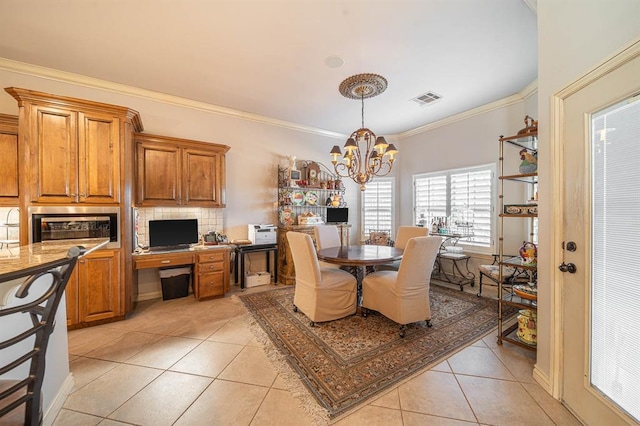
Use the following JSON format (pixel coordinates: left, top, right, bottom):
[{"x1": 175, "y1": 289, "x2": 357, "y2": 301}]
[{"x1": 361, "y1": 178, "x2": 394, "y2": 239}]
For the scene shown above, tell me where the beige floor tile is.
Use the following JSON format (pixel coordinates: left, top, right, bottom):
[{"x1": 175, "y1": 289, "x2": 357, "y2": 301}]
[
  {"x1": 490, "y1": 343, "x2": 537, "y2": 383},
  {"x1": 52, "y1": 408, "x2": 103, "y2": 425},
  {"x1": 271, "y1": 374, "x2": 290, "y2": 390},
  {"x1": 108, "y1": 371, "x2": 212, "y2": 425},
  {"x1": 124, "y1": 335, "x2": 201, "y2": 369},
  {"x1": 369, "y1": 388, "x2": 401, "y2": 409},
  {"x1": 67, "y1": 327, "x2": 127, "y2": 356},
  {"x1": 167, "y1": 316, "x2": 228, "y2": 339},
  {"x1": 397, "y1": 370, "x2": 476, "y2": 422},
  {"x1": 218, "y1": 346, "x2": 278, "y2": 387},
  {"x1": 431, "y1": 360, "x2": 452, "y2": 373},
  {"x1": 332, "y1": 405, "x2": 403, "y2": 426},
  {"x1": 63, "y1": 363, "x2": 162, "y2": 417},
  {"x1": 521, "y1": 382, "x2": 583, "y2": 425},
  {"x1": 96, "y1": 419, "x2": 131, "y2": 425},
  {"x1": 83, "y1": 331, "x2": 161, "y2": 362},
  {"x1": 208, "y1": 315, "x2": 256, "y2": 345},
  {"x1": 251, "y1": 388, "x2": 317, "y2": 426},
  {"x1": 69, "y1": 357, "x2": 119, "y2": 392},
  {"x1": 170, "y1": 340, "x2": 243, "y2": 377},
  {"x1": 471, "y1": 337, "x2": 489, "y2": 348},
  {"x1": 456, "y1": 375, "x2": 555, "y2": 425},
  {"x1": 174, "y1": 379, "x2": 268, "y2": 426},
  {"x1": 447, "y1": 346, "x2": 516, "y2": 380},
  {"x1": 402, "y1": 411, "x2": 479, "y2": 425}
]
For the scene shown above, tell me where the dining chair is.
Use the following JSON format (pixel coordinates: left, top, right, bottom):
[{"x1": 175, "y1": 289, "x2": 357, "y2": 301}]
[
  {"x1": 375, "y1": 226, "x2": 429, "y2": 272},
  {"x1": 361, "y1": 235, "x2": 442, "y2": 337},
  {"x1": 286, "y1": 231, "x2": 357, "y2": 326},
  {"x1": 0, "y1": 247, "x2": 81, "y2": 425},
  {"x1": 313, "y1": 225, "x2": 342, "y2": 269}
]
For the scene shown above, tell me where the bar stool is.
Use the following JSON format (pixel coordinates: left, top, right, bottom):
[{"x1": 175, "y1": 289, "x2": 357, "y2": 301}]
[{"x1": 0, "y1": 247, "x2": 81, "y2": 425}]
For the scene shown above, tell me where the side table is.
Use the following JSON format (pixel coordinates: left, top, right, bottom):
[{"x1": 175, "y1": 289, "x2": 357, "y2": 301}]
[{"x1": 234, "y1": 244, "x2": 278, "y2": 290}]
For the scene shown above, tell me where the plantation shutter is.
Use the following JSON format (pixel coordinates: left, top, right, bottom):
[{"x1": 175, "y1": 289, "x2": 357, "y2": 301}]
[
  {"x1": 450, "y1": 169, "x2": 492, "y2": 245},
  {"x1": 361, "y1": 178, "x2": 393, "y2": 238},
  {"x1": 414, "y1": 175, "x2": 447, "y2": 225}
]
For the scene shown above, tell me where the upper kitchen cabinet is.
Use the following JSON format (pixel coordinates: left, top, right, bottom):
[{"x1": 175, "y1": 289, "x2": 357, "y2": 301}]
[
  {"x1": 0, "y1": 114, "x2": 19, "y2": 205},
  {"x1": 5, "y1": 88, "x2": 143, "y2": 205},
  {"x1": 135, "y1": 133, "x2": 229, "y2": 207}
]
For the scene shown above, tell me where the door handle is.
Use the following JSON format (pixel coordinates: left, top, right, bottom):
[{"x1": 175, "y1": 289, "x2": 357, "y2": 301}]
[{"x1": 558, "y1": 262, "x2": 577, "y2": 273}]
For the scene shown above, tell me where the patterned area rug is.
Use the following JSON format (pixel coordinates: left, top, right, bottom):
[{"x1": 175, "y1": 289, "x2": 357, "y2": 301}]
[{"x1": 240, "y1": 285, "x2": 515, "y2": 421}]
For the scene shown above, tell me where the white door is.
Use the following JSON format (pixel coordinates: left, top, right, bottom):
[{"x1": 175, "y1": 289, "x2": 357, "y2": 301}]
[{"x1": 560, "y1": 43, "x2": 640, "y2": 425}]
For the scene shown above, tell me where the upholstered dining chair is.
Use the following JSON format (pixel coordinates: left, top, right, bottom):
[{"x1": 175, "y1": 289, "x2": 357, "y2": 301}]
[
  {"x1": 314, "y1": 225, "x2": 342, "y2": 269},
  {"x1": 286, "y1": 231, "x2": 357, "y2": 326},
  {"x1": 361, "y1": 235, "x2": 442, "y2": 337},
  {"x1": 375, "y1": 226, "x2": 429, "y2": 271}
]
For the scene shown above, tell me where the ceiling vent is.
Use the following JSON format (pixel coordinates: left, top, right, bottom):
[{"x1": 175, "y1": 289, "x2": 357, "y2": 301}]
[{"x1": 412, "y1": 91, "x2": 443, "y2": 106}]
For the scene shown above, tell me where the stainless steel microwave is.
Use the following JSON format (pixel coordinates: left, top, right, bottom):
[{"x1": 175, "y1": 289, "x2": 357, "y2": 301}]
[{"x1": 29, "y1": 206, "x2": 120, "y2": 249}]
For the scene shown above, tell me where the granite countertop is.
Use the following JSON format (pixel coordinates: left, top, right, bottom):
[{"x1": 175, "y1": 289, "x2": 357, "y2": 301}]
[{"x1": 0, "y1": 238, "x2": 110, "y2": 279}]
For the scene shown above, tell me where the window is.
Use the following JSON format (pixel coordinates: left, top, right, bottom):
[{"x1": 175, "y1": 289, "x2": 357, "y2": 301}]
[
  {"x1": 413, "y1": 164, "x2": 495, "y2": 250},
  {"x1": 361, "y1": 178, "x2": 394, "y2": 240}
]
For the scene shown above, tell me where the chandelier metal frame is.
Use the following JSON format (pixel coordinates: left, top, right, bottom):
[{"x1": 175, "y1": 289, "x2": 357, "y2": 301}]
[{"x1": 330, "y1": 73, "x2": 398, "y2": 190}]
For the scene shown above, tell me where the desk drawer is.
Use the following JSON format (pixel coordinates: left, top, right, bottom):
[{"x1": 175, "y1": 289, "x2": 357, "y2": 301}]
[
  {"x1": 197, "y1": 251, "x2": 226, "y2": 263},
  {"x1": 198, "y1": 261, "x2": 224, "y2": 273},
  {"x1": 197, "y1": 271, "x2": 225, "y2": 298},
  {"x1": 134, "y1": 253, "x2": 195, "y2": 269}
]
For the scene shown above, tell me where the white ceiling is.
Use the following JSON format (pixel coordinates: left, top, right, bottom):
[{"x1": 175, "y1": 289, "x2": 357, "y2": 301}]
[{"x1": 0, "y1": 0, "x2": 537, "y2": 137}]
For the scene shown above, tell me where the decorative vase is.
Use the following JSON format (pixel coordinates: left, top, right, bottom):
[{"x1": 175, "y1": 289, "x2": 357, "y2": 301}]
[
  {"x1": 517, "y1": 309, "x2": 537, "y2": 345},
  {"x1": 519, "y1": 241, "x2": 537, "y2": 265}
]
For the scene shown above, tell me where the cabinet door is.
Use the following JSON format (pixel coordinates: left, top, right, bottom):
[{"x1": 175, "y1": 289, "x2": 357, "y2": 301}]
[
  {"x1": 65, "y1": 269, "x2": 79, "y2": 326},
  {"x1": 30, "y1": 105, "x2": 78, "y2": 203},
  {"x1": 183, "y1": 148, "x2": 223, "y2": 207},
  {"x1": 136, "y1": 141, "x2": 181, "y2": 206},
  {"x1": 0, "y1": 131, "x2": 18, "y2": 204},
  {"x1": 78, "y1": 112, "x2": 120, "y2": 203},
  {"x1": 77, "y1": 250, "x2": 120, "y2": 323}
]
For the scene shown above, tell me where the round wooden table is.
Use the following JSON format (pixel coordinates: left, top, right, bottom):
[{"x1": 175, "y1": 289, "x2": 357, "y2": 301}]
[{"x1": 316, "y1": 244, "x2": 403, "y2": 304}]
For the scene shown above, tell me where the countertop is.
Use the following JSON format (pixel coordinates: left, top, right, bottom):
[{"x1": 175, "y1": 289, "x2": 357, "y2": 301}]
[{"x1": 0, "y1": 238, "x2": 110, "y2": 279}]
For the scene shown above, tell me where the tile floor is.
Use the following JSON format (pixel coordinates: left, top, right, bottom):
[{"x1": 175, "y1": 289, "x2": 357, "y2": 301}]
[{"x1": 55, "y1": 282, "x2": 582, "y2": 426}]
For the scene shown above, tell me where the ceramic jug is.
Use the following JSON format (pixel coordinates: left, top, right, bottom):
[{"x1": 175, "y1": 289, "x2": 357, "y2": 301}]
[{"x1": 519, "y1": 241, "x2": 537, "y2": 265}]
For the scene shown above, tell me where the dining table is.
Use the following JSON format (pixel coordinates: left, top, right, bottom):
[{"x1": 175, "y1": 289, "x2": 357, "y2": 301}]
[{"x1": 316, "y1": 244, "x2": 403, "y2": 304}]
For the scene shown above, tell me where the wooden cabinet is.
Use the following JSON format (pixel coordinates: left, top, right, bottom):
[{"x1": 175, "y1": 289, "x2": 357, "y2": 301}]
[
  {"x1": 67, "y1": 249, "x2": 121, "y2": 327},
  {"x1": 135, "y1": 133, "x2": 229, "y2": 207},
  {"x1": 0, "y1": 114, "x2": 19, "y2": 205},
  {"x1": 277, "y1": 224, "x2": 350, "y2": 285},
  {"x1": 194, "y1": 250, "x2": 230, "y2": 300},
  {"x1": 12, "y1": 99, "x2": 120, "y2": 204}
]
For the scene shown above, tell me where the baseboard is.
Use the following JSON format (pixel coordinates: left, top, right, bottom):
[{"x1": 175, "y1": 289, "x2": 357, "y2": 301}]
[
  {"x1": 533, "y1": 365, "x2": 554, "y2": 396},
  {"x1": 136, "y1": 290, "x2": 163, "y2": 302},
  {"x1": 43, "y1": 373, "x2": 74, "y2": 426}
]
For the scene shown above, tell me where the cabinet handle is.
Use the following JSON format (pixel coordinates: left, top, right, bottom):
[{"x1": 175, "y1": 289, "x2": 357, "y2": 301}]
[{"x1": 161, "y1": 260, "x2": 171, "y2": 264}]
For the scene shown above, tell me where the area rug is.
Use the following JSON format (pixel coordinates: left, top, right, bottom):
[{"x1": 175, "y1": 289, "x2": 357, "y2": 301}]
[{"x1": 239, "y1": 285, "x2": 515, "y2": 422}]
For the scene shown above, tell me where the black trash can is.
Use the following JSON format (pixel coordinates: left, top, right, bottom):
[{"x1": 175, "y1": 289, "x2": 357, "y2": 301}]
[{"x1": 159, "y1": 267, "x2": 191, "y2": 300}]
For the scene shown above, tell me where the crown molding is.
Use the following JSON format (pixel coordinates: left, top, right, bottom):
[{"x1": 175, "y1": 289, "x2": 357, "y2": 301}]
[
  {"x1": 0, "y1": 57, "x2": 346, "y2": 140},
  {"x1": 397, "y1": 80, "x2": 538, "y2": 140},
  {"x1": 0, "y1": 57, "x2": 537, "y2": 142}
]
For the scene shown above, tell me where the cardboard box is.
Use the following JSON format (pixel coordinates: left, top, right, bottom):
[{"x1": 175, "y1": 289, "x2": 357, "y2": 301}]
[{"x1": 246, "y1": 271, "x2": 271, "y2": 287}]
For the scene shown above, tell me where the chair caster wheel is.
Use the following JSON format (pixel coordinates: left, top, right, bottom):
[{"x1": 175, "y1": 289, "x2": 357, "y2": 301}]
[
  {"x1": 399, "y1": 325, "x2": 407, "y2": 338},
  {"x1": 426, "y1": 320, "x2": 432, "y2": 328},
  {"x1": 293, "y1": 305, "x2": 298, "y2": 313},
  {"x1": 309, "y1": 321, "x2": 316, "y2": 327},
  {"x1": 361, "y1": 308, "x2": 368, "y2": 318}
]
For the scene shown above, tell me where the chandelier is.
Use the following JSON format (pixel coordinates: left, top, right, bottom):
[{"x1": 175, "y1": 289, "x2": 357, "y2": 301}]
[{"x1": 330, "y1": 73, "x2": 398, "y2": 190}]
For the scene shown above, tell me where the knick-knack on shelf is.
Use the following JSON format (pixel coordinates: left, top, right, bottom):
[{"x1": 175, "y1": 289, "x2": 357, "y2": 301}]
[{"x1": 519, "y1": 149, "x2": 537, "y2": 174}]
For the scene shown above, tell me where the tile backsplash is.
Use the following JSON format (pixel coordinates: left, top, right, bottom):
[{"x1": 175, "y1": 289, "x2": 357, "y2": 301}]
[{"x1": 134, "y1": 207, "x2": 224, "y2": 247}]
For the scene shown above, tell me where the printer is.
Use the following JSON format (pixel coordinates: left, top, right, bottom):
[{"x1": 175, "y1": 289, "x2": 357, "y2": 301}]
[{"x1": 247, "y1": 224, "x2": 277, "y2": 245}]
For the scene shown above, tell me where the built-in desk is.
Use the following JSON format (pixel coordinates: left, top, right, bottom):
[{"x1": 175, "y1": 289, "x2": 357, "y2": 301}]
[{"x1": 133, "y1": 246, "x2": 232, "y2": 301}]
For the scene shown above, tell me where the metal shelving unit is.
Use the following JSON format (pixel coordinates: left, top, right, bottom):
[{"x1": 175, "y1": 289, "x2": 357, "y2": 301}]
[{"x1": 497, "y1": 126, "x2": 538, "y2": 351}]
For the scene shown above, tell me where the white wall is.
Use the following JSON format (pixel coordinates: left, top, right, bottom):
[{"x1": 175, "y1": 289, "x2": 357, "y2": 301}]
[
  {"x1": 536, "y1": 0, "x2": 640, "y2": 391},
  {"x1": 0, "y1": 68, "x2": 360, "y2": 244}
]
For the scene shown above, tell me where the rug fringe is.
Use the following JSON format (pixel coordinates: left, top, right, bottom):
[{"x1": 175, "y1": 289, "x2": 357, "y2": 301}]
[{"x1": 232, "y1": 294, "x2": 331, "y2": 425}]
